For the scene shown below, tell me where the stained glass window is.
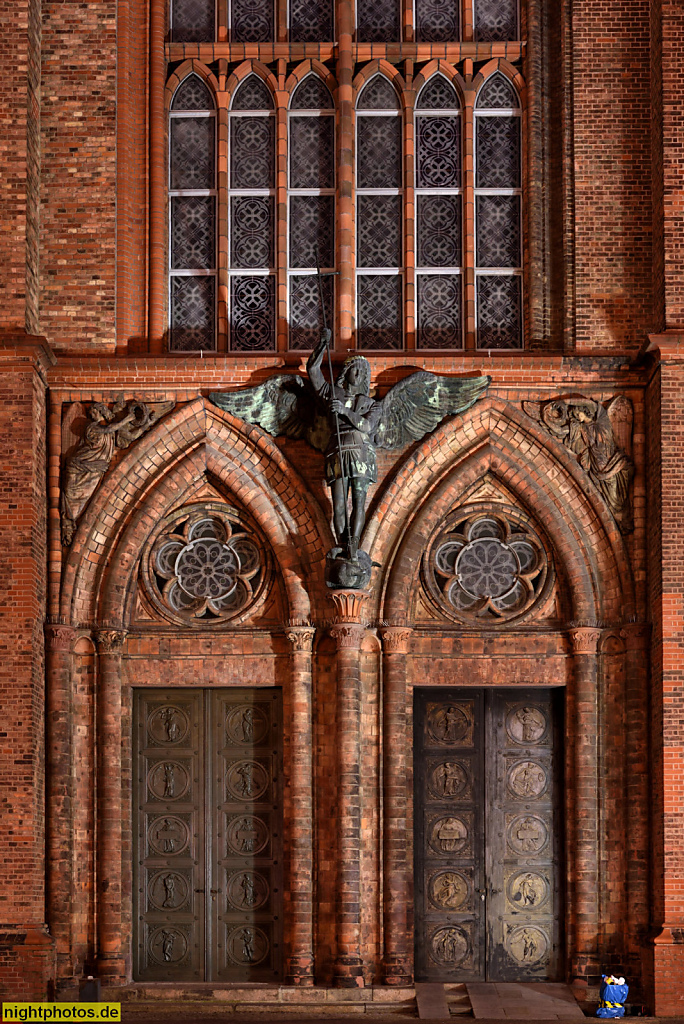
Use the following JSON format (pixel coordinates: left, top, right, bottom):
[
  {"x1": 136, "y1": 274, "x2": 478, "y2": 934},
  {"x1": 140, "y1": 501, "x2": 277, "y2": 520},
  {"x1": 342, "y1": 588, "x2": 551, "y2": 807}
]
[
  {"x1": 357, "y1": 0, "x2": 400, "y2": 42},
  {"x1": 416, "y1": 0, "x2": 459, "y2": 42},
  {"x1": 230, "y1": 0, "x2": 274, "y2": 41},
  {"x1": 415, "y1": 76, "x2": 462, "y2": 348},
  {"x1": 171, "y1": 0, "x2": 214, "y2": 41},
  {"x1": 288, "y1": 76, "x2": 335, "y2": 348},
  {"x1": 473, "y1": 0, "x2": 518, "y2": 42},
  {"x1": 474, "y1": 73, "x2": 522, "y2": 348},
  {"x1": 356, "y1": 76, "x2": 402, "y2": 349},
  {"x1": 229, "y1": 76, "x2": 276, "y2": 350},
  {"x1": 290, "y1": 0, "x2": 333, "y2": 40},
  {"x1": 169, "y1": 75, "x2": 216, "y2": 351}
]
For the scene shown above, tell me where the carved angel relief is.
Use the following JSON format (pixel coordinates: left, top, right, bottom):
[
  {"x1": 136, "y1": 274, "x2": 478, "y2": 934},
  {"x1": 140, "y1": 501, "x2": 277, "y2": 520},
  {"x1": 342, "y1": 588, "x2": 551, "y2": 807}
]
[
  {"x1": 60, "y1": 399, "x2": 174, "y2": 546},
  {"x1": 522, "y1": 395, "x2": 634, "y2": 533}
]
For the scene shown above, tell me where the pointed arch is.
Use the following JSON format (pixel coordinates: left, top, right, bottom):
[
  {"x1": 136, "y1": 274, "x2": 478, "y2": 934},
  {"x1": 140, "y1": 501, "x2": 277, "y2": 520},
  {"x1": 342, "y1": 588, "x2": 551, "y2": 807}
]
[
  {"x1": 413, "y1": 60, "x2": 465, "y2": 107},
  {"x1": 363, "y1": 397, "x2": 634, "y2": 625},
  {"x1": 285, "y1": 60, "x2": 337, "y2": 101},
  {"x1": 165, "y1": 61, "x2": 219, "y2": 111},
  {"x1": 472, "y1": 59, "x2": 526, "y2": 106},
  {"x1": 353, "y1": 61, "x2": 407, "y2": 110},
  {"x1": 61, "y1": 399, "x2": 331, "y2": 628},
  {"x1": 226, "y1": 61, "x2": 279, "y2": 107}
]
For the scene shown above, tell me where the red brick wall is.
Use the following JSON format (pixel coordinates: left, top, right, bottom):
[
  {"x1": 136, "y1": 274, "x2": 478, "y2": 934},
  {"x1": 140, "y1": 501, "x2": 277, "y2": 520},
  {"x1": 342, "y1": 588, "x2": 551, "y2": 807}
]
[
  {"x1": 0, "y1": 347, "x2": 52, "y2": 998},
  {"x1": 40, "y1": 0, "x2": 117, "y2": 352}
]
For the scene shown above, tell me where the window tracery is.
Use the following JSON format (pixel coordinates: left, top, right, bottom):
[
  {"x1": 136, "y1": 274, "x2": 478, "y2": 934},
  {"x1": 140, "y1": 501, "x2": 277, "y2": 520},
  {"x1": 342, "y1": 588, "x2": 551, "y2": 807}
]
[
  {"x1": 356, "y1": 76, "x2": 403, "y2": 350},
  {"x1": 169, "y1": 75, "x2": 217, "y2": 351},
  {"x1": 474, "y1": 73, "x2": 522, "y2": 349},
  {"x1": 288, "y1": 75, "x2": 336, "y2": 349},
  {"x1": 423, "y1": 510, "x2": 550, "y2": 625},
  {"x1": 141, "y1": 505, "x2": 268, "y2": 627}
]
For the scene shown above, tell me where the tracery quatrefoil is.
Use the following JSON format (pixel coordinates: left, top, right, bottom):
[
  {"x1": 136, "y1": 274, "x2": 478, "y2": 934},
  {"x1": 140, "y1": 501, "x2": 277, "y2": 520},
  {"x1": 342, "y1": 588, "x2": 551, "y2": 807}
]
[
  {"x1": 144, "y1": 505, "x2": 265, "y2": 625},
  {"x1": 425, "y1": 511, "x2": 548, "y2": 623}
]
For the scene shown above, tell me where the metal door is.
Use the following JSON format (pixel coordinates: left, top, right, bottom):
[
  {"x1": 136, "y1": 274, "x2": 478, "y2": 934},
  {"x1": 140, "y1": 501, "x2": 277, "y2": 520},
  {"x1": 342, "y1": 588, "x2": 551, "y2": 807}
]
[
  {"x1": 133, "y1": 688, "x2": 283, "y2": 981},
  {"x1": 414, "y1": 687, "x2": 561, "y2": 982}
]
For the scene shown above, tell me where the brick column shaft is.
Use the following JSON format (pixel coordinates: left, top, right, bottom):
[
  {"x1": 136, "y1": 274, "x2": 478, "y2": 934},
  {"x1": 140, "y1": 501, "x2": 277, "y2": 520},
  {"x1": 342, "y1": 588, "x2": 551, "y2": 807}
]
[
  {"x1": 285, "y1": 626, "x2": 316, "y2": 985},
  {"x1": 95, "y1": 630, "x2": 127, "y2": 983},
  {"x1": 380, "y1": 627, "x2": 413, "y2": 985}
]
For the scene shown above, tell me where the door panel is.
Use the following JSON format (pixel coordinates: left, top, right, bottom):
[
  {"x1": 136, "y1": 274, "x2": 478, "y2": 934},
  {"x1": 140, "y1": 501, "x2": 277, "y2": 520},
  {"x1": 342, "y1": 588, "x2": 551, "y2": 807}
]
[
  {"x1": 133, "y1": 688, "x2": 282, "y2": 982},
  {"x1": 414, "y1": 687, "x2": 561, "y2": 982}
]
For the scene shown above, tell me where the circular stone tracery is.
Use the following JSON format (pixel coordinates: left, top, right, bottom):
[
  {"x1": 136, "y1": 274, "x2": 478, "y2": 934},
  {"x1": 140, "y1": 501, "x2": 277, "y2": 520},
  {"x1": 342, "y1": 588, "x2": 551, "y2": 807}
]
[
  {"x1": 142, "y1": 503, "x2": 267, "y2": 626},
  {"x1": 424, "y1": 510, "x2": 549, "y2": 624}
]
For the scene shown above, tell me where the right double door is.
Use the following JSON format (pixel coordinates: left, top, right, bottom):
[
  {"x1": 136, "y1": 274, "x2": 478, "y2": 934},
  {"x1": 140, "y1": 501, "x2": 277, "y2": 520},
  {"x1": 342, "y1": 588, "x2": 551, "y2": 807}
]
[{"x1": 414, "y1": 688, "x2": 562, "y2": 982}]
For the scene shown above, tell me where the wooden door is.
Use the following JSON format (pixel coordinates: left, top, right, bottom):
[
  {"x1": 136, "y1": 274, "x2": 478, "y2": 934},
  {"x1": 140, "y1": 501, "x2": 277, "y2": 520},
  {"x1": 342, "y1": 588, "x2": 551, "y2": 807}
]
[
  {"x1": 133, "y1": 688, "x2": 283, "y2": 981},
  {"x1": 414, "y1": 687, "x2": 561, "y2": 982}
]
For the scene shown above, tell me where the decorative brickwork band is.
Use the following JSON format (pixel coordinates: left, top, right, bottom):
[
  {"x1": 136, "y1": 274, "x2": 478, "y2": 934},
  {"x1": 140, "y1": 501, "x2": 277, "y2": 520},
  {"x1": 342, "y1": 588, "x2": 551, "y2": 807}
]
[
  {"x1": 380, "y1": 626, "x2": 413, "y2": 985},
  {"x1": 285, "y1": 624, "x2": 316, "y2": 986},
  {"x1": 95, "y1": 629, "x2": 127, "y2": 654},
  {"x1": 285, "y1": 626, "x2": 316, "y2": 652}
]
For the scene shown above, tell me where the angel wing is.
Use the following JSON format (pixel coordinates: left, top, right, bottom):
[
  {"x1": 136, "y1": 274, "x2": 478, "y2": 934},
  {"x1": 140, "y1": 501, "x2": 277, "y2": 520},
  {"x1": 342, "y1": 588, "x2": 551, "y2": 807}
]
[
  {"x1": 373, "y1": 372, "x2": 491, "y2": 450},
  {"x1": 209, "y1": 374, "x2": 330, "y2": 452},
  {"x1": 605, "y1": 395, "x2": 633, "y2": 457},
  {"x1": 522, "y1": 400, "x2": 542, "y2": 423}
]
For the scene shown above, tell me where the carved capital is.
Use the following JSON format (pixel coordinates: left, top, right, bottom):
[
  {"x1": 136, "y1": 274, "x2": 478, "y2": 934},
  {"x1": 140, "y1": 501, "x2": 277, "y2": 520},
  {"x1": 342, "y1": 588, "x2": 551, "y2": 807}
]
[
  {"x1": 328, "y1": 588, "x2": 371, "y2": 623},
  {"x1": 96, "y1": 629, "x2": 127, "y2": 655},
  {"x1": 619, "y1": 622, "x2": 651, "y2": 651},
  {"x1": 285, "y1": 627, "x2": 316, "y2": 652},
  {"x1": 380, "y1": 627, "x2": 413, "y2": 654},
  {"x1": 44, "y1": 624, "x2": 76, "y2": 652},
  {"x1": 569, "y1": 627, "x2": 602, "y2": 655},
  {"x1": 329, "y1": 622, "x2": 366, "y2": 650}
]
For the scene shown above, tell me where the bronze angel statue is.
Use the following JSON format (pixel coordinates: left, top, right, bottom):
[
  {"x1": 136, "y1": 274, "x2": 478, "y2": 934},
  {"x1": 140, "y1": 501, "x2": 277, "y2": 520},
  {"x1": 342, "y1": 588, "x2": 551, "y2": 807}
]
[{"x1": 210, "y1": 330, "x2": 491, "y2": 588}]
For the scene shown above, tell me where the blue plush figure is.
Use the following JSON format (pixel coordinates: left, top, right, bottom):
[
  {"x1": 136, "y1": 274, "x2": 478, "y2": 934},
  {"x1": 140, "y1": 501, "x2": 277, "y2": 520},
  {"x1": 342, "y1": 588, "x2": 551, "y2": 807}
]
[{"x1": 596, "y1": 975, "x2": 628, "y2": 1018}]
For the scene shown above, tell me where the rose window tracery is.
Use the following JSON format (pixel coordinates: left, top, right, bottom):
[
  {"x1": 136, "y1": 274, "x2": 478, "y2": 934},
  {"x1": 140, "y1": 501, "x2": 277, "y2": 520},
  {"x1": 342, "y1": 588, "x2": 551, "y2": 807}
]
[
  {"x1": 424, "y1": 510, "x2": 549, "y2": 624},
  {"x1": 142, "y1": 504, "x2": 267, "y2": 625}
]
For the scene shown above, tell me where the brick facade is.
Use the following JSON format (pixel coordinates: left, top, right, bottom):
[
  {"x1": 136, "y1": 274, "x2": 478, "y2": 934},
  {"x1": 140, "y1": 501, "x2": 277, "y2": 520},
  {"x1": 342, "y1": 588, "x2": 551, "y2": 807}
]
[{"x1": 0, "y1": 0, "x2": 683, "y2": 1013}]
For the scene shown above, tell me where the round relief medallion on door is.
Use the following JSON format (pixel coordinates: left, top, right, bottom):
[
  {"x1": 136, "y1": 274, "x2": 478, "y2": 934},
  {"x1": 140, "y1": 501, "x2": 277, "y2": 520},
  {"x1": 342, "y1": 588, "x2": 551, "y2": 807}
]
[
  {"x1": 226, "y1": 814, "x2": 269, "y2": 855},
  {"x1": 148, "y1": 925, "x2": 189, "y2": 965},
  {"x1": 505, "y1": 704, "x2": 547, "y2": 745},
  {"x1": 226, "y1": 925, "x2": 270, "y2": 966},
  {"x1": 226, "y1": 759, "x2": 269, "y2": 801},
  {"x1": 507, "y1": 815, "x2": 548, "y2": 855},
  {"x1": 506, "y1": 925, "x2": 549, "y2": 966},
  {"x1": 429, "y1": 925, "x2": 470, "y2": 967},
  {"x1": 225, "y1": 703, "x2": 269, "y2": 745},
  {"x1": 506, "y1": 870, "x2": 549, "y2": 911},
  {"x1": 428, "y1": 870, "x2": 470, "y2": 910},
  {"x1": 147, "y1": 760, "x2": 190, "y2": 801},
  {"x1": 227, "y1": 869, "x2": 270, "y2": 911},
  {"x1": 147, "y1": 815, "x2": 191, "y2": 856},
  {"x1": 147, "y1": 704, "x2": 190, "y2": 745},
  {"x1": 507, "y1": 760, "x2": 547, "y2": 799},
  {"x1": 429, "y1": 815, "x2": 470, "y2": 856}
]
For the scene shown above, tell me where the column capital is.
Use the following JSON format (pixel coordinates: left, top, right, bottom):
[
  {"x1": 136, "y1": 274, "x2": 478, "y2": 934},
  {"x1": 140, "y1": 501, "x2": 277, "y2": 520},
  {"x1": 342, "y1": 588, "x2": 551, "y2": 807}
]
[
  {"x1": 328, "y1": 588, "x2": 371, "y2": 623},
  {"x1": 619, "y1": 621, "x2": 651, "y2": 651},
  {"x1": 44, "y1": 623, "x2": 76, "y2": 652},
  {"x1": 569, "y1": 627, "x2": 602, "y2": 655},
  {"x1": 285, "y1": 626, "x2": 316, "y2": 652},
  {"x1": 95, "y1": 629, "x2": 127, "y2": 654},
  {"x1": 329, "y1": 622, "x2": 366, "y2": 650},
  {"x1": 380, "y1": 626, "x2": 413, "y2": 654}
]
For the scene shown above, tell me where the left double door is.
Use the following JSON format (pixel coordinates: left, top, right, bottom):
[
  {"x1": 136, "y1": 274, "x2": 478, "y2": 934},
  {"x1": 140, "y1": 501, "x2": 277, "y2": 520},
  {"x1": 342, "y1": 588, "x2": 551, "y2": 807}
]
[{"x1": 133, "y1": 688, "x2": 283, "y2": 982}]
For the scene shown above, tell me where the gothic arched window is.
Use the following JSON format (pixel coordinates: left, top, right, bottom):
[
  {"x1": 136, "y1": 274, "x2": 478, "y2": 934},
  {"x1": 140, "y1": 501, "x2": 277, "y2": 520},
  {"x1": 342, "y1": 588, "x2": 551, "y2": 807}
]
[
  {"x1": 475, "y1": 72, "x2": 522, "y2": 349},
  {"x1": 228, "y1": 76, "x2": 276, "y2": 351},
  {"x1": 415, "y1": 75, "x2": 462, "y2": 348},
  {"x1": 169, "y1": 75, "x2": 217, "y2": 352},
  {"x1": 288, "y1": 76, "x2": 336, "y2": 349},
  {"x1": 356, "y1": 76, "x2": 403, "y2": 350}
]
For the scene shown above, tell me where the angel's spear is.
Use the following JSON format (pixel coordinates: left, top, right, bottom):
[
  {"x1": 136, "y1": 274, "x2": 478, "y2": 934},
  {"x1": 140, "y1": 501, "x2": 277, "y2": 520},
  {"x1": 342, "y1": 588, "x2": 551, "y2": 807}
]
[{"x1": 316, "y1": 264, "x2": 352, "y2": 558}]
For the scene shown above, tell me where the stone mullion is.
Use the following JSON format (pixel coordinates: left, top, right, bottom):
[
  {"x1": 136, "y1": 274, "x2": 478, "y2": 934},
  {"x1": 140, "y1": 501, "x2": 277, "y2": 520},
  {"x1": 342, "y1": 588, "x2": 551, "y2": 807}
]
[
  {"x1": 45, "y1": 624, "x2": 76, "y2": 993},
  {"x1": 569, "y1": 627, "x2": 601, "y2": 980},
  {"x1": 284, "y1": 626, "x2": 316, "y2": 985},
  {"x1": 95, "y1": 629, "x2": 127, "y2": 984},
  {"x1": 335, "y1": 0, "x2": 354, "y2": 350},
  {"x1": 217, "y1": 84, "x2": 229, "y2": 349},
  {"x1": 380, "y1": 627, "x2": 413, "y2": 986}
]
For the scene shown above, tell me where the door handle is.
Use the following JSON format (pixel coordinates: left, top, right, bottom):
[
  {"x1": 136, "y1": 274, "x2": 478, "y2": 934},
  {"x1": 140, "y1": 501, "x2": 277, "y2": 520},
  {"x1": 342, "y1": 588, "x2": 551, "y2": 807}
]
[
  {"x1": 490, "y1": 888, "x2": 502, "y2": 896},
  {"x1": 194, "y1": 888, "x2": 205, "y2": 893},
  {"x1": 475, "y1": 888, "x2": 486, "y2": 901},
  {"x1": 210, "y1": 888, "x2": 222, "y2": 894}
]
